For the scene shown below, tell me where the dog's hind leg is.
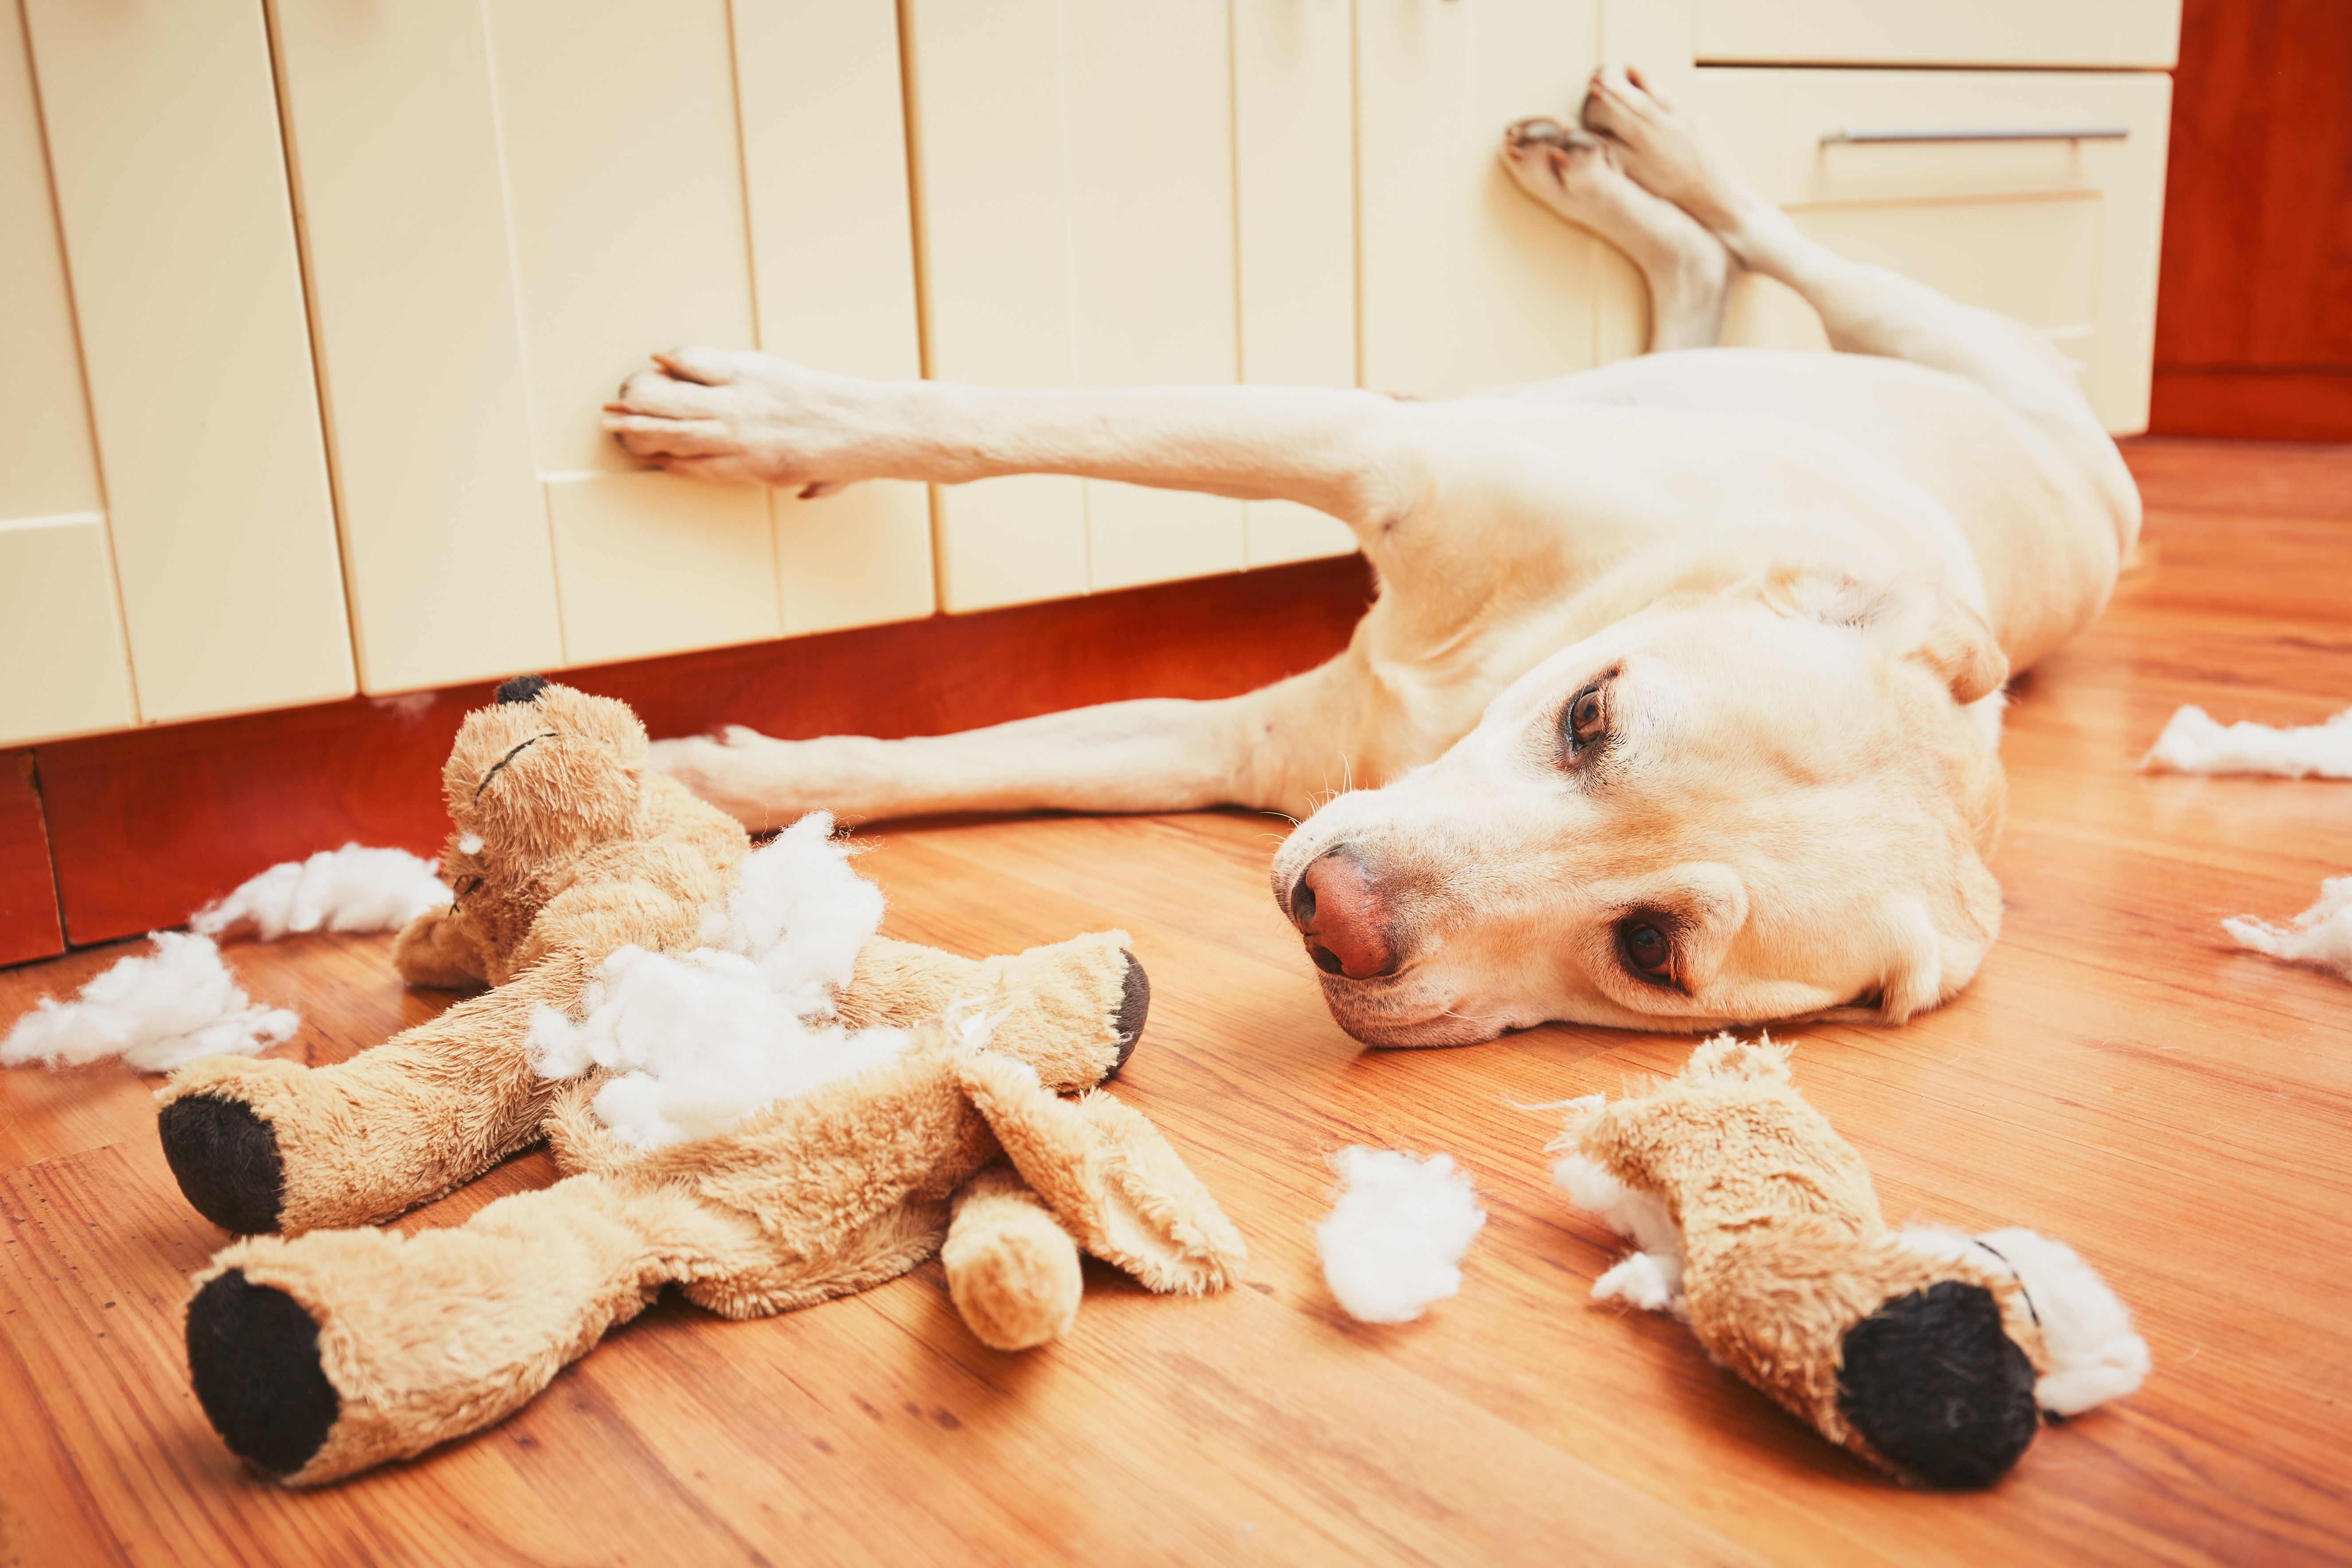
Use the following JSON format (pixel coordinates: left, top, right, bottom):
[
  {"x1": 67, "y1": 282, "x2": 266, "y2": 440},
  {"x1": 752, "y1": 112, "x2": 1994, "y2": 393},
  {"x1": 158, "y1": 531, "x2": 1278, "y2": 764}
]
[
  {"x1": 1577, "y1": 64, "x2": 2137, "y2": 547},
  {"x1": 1498, "y1": 117, "x2": 1732, "y2": 352}
]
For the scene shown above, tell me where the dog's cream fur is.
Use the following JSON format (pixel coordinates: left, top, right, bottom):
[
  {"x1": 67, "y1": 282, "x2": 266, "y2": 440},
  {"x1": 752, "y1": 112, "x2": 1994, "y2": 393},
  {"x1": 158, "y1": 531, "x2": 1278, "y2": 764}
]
[{"x1": 605, "y1": 68, "x2": 2137, "y2": 1047}]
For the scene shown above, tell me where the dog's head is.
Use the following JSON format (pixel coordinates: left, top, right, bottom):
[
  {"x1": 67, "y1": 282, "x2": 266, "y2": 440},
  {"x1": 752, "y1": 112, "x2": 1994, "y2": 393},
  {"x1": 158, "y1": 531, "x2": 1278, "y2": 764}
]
[{"x1": 1270, "y1": 571, "x2": 2008, "y2": 1045}]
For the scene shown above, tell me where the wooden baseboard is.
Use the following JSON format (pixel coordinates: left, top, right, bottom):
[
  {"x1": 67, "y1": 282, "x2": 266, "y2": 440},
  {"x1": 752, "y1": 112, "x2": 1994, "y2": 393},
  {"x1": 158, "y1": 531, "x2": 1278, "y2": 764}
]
[
  {"x1": 2149, "y1": 369, "x2": 2352, "y2": 442},
  {"x1": 0, "y1": 752, "x2": 63, "y2": 966},
  {"x1": 20, "y1": 555, "x2": 1374, "y2": 954}
]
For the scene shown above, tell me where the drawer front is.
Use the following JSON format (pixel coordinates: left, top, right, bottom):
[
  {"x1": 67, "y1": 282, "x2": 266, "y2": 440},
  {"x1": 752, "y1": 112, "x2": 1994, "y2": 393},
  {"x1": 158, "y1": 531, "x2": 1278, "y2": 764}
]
[
  {"x1": 1694, "y1": 68, "x2": 2173, "y2": 433},
  {"x1": 1696, "y1": 0, "x2": 2180, "y2": 69}
]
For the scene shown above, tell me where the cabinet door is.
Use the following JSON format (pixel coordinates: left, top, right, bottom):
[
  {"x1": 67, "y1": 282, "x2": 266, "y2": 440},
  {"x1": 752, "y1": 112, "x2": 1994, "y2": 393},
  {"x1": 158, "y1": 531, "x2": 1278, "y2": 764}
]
[
  {"x1": 1694, "y1": 68, "x2": 2173, "y2": 434},
  {"x1": 270, "y1": 0, "x2": 561, "y2": 695},
  {"x1": 1234, "y1": 0, "x2": 1358, "y2": 569},
  {"x1": 733, "y1": 0, "x2": 936, "y2": 636},
  {"x1": 0, "y1": 0, "x2": 132, "y2": 747},
  {"x1": 22, "y1": 0, "x2": 352, "y2": 725},
  {"x1": 908, "y1": 0, "x2": 1313, "y2": 605},
  {"x1": 1355, "y1": 0, "x2": 1612, "y2": 400},
  {"x1": 1695, "y1": 0, "x2": 2180, "y2": 70}
]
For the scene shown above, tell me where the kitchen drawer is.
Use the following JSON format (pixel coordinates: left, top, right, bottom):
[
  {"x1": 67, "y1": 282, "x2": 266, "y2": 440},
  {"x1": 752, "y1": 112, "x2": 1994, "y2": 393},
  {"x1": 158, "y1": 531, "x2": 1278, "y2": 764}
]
[
  {"x1": 1696, "y1": 0, "x2": 2180, "y2": 69},
  {"x1": 1694, "y1": 67, "x2": 2172, "y2": 433}
]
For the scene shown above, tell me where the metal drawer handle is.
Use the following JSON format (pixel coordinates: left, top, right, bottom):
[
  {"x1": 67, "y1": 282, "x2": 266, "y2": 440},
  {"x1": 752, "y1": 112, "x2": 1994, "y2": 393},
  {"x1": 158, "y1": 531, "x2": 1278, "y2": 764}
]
[{"x1": 1821, "y1": 125, "x2": 2129, "y2": 145}]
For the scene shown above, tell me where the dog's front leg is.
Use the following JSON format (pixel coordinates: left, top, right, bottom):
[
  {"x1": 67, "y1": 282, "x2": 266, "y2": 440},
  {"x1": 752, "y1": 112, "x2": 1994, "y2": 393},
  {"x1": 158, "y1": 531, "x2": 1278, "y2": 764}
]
[
  {"x1": 603, "y1": 348, "x2": 1422, "y2": 541},
  {"x1": 650, "y1": 659, "x2": 1370, "y2": 829}
]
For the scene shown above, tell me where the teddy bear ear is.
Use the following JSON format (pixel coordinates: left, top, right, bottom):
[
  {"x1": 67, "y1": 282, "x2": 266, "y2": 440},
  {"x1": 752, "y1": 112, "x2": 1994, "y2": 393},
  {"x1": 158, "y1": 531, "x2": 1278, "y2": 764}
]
[{"x1": 494, "y1": 674, "x2": 551, "y2": 706}]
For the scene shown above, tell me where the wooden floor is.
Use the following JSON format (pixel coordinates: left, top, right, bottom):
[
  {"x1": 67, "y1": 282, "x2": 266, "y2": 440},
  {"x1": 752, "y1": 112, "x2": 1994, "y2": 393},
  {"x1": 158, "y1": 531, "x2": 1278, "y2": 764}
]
[{"x1": 2, "y1": 439, "x2": 2348, "y2": 1567}]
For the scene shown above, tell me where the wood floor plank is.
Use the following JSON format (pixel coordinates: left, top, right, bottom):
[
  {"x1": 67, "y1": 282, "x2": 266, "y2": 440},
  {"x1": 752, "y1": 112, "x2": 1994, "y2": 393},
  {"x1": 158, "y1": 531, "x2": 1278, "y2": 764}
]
[{"x1": 0, "y1": 439, "x2": 2345, "y2": 1564}]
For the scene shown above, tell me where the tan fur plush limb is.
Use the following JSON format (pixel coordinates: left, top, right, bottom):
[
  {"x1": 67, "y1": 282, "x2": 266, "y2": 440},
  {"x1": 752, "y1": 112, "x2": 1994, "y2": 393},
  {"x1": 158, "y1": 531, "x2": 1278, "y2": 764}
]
[
  {"x1": 1555, "y1": 1036, "x2": 2147, "y2": 1490},
  {"x1": 162, "y1": 680, "x2": 1241, "y2": 1486}
]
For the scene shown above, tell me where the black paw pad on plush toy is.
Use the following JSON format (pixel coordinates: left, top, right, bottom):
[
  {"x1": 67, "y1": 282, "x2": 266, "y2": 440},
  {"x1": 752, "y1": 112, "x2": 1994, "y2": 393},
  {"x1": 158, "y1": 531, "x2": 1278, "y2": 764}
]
[
  {"x1": 1108, "y1": 950, "x2": 1150, "y2": 1077},
  {"x1": 159, "y1": 1095, "x2": 284, "y2": 1235},
  {"x1": 1837, "y1": 1280, "x2": 2042, "y2": 1490},
  {"x1": 186, "y1": 1268, "x2": 340, "y2": 1478}
]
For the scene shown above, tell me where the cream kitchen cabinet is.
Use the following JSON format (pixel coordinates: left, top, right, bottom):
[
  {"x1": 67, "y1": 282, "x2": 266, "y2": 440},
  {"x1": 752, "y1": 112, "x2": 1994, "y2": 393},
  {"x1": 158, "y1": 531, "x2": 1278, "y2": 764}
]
[
  {"x1": 12, "y1": 0, "x2": 352, "y2": 739},
  {"x1": 1695, "y1": 0, "x2": 2180, "y2": 70},
  {"x1": 900, "y1": 0, "x2": 1358, "y2": 611},
  {"x1": 0, "y1": 0, "x2": 133, "y2": 748},
  {"x1": 272, "y1": 0, "x2": 934, "y2": 687},
  {"x1": 1695, "y1": 68, "x2": 2174, "y2": 434}
]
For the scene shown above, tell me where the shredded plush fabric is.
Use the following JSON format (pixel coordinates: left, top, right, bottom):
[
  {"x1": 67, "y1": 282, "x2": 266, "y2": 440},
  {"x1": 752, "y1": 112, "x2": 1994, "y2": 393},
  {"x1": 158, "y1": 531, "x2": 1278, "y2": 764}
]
[
  {"x1": 192, "y1": 843, "x2": 449, "y2": 942},
  {"x1": 1315, "y1": 1147, "x2": 1487, "y2": 1324},
  {"x1": 2141, "y1": 704, "x2": 2352, "y2": 778},
  {"x1": 528, "y1": 813, "x2": 927, "y2": 1148},
  {"x1": 1554, "y1": 1128, "x2": 1690, "y2": 1319},
  {"x1": 0, "y1": 931, "x2": 298, "y2": 1071},
  {"x1": 2222, "y1": 876, "x2": 2352, "y2": 983}
]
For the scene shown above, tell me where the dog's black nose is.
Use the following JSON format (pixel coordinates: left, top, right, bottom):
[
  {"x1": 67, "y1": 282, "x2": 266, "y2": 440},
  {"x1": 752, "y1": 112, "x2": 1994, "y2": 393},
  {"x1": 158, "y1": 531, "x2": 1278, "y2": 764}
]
[{"x1": 495, "y1": 674, "x2": 550, "y2": 705}]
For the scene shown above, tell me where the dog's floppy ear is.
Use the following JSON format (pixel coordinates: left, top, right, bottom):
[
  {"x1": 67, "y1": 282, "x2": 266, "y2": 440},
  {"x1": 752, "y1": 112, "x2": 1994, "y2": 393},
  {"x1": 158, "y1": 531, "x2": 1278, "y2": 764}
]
[{"x1": 1764, "y1": 570, "x2": 2008, "y2": 705}]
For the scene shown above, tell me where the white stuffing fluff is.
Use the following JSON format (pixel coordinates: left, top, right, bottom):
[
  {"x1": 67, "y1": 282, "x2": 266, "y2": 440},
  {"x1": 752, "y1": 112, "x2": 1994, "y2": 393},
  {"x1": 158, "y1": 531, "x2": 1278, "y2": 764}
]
[
  {"x1": 526, "y1": 813, "x2": 925, "y2": 1149},
  {"x1": 2223, "y1": 876, "x2": 2352, "y2": 983},
  {"x1": 1315, "y1": 1147, "x2": 1487, "y2": 1324},
  {"x1": 2141, "y1": 704, "x2": 2352, "y2": 778},
  {"x1": 1555, "y1": 1127, "x2": 1690, "y2": 1319},
  {"x1": 191, "y1": 842, "x2": 448, "y2": 941},
  {"x1": 0, "y1": 931, "x2": 298, "y2": 1071},
  {"x1": 1980, "y1": 1228, "x2": 2151, "y2": 1414},
  {"x1": 1899, "y1": 1225, "x2": 2150, "y2": 1414}
]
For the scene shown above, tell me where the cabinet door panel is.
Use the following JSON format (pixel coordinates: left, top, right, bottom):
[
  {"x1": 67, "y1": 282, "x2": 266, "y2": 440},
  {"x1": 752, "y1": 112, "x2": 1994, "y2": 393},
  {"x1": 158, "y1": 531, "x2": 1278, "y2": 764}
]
[
  {"x1": 545, "y1": 474, "x2": 780, "y2": 667},
  {"x1": 1356, "y1": 0, "x2": 1608, "y2": 399},
  {"x1": 23, "y1": 0, "x2": 352, "y2": 724},
  {"x1": 1695, "y1": 0, "x2": 2180, "y2": 70},
  {"x1": 1064, "y1": 4, "x2": 1241, "y2": 589},
  {"x1": 0, "y1": 516, "x2": 134, "y2": 746},
  {"x1": 0, "y1": 2, "x2": 101, "y2": 527},
  {"x1": 774, "y1": 482, "x2": 936, "y2": 637},
  {"x1": 1694, "y1": 67, "x2": 2172, "y2": 433},
  {"x1": 272, "y1": 0, "x2": 559, "y2": 695},
  {"x1": 734, "y1": 0, "x2": 935, "y2": 631},
  {"x1": 900, "y1": 0, "x2": 1086, "y2": 611}
]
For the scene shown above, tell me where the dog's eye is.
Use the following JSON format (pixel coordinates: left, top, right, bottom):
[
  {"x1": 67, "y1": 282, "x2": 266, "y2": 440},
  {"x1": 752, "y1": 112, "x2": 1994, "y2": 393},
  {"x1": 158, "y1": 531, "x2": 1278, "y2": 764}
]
[
  {"x1": 1619, "y1": 919, "x2": 1672, "y2": 979},
  {"x1": 1563, "y1": 684, "x2": 1607, "y2": 750}
]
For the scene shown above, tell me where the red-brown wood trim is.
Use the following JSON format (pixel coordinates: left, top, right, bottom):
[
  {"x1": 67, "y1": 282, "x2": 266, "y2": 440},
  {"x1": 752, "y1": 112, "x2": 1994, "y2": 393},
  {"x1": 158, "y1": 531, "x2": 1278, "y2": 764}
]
[
  {"x1": 0, "y1": 751, "x2": 65, "y2": 967},
  {"x1": 31, "y1": 555, "x2": 1375, "y2": 950}
]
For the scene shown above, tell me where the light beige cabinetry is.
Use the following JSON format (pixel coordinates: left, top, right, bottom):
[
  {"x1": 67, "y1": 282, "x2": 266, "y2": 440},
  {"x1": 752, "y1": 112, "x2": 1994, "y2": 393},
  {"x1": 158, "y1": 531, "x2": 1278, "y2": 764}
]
[
  {"x1": 12, "y1": 0, "x2": 352, "y2": 740},
  {"x1": 273, "y1": 0, "x2": 933, "y2": 687},
  {"x1": 1695, "y1": 0, "x2": 2180, "y2": 70},
  {"x1": 900, "y1": 0, "x2": 1356, "y2": 612},
  {"x1": 1697, "y1": 68, "x2": 2173, "y2": 433}
]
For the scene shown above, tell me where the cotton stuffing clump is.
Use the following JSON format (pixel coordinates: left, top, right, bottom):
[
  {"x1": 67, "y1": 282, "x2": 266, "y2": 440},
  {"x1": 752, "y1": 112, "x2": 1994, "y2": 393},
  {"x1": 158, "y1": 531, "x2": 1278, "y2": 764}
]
[
  {"x1": 1, "y1": 931, "x2": 297, "y2": 1071},
  {"x1": 526, "y1": 813, "x2": 924, "y2": 1147},
  {"x1": 1315, "y1": 1146, "x2": 1487, "y2": 1323},
  {"x1": 192, "y1": 843, "x2": 449, "y2": 942},
  {"x1": 2223, "y1": 876, "x2": 2352, "y2": 983},
  {"x1": 2141, "y1": 704, "x2": 2352, "y2": 778}
]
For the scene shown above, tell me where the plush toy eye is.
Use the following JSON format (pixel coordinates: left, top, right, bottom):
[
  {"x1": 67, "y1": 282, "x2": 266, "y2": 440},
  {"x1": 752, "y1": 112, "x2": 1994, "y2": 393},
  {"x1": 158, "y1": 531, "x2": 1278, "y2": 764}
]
[
  {"x1": 1619, "y1": 919, "x2": 1672, "y2": 978},
  {"x1": 1564, "y1": 684, "x2": 1608, "y2": 750}
]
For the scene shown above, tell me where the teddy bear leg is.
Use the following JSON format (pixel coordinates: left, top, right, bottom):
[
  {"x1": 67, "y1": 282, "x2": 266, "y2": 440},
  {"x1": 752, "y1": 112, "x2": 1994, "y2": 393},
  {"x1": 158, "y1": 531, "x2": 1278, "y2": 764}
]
[
  {"x1": 942, "y1": 1162, "x2": 1084, "y2": 1351},
  {"x1": 156, "y1": 954, "x2": 592, "y2": 1235},
  {"x1": 184, "y1": 1174, "x2": 765, "y2": 1485},
  {"x1": 841, "y1": 932, "x2": 1148, "y2": 1093}
]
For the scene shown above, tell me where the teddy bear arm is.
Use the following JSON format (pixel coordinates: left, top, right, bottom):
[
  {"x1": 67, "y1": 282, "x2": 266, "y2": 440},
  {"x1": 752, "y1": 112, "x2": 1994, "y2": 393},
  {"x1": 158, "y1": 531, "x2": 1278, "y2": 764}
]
[
  {"x1": 183, "y1": 1173, "x2": 771, "y2": 1486},
  {"x1": 509, "y1": 877, "x2": 703, "y2": 974},
  {"x1": 390, "y1": 903, "x2": 489, "y2": 989},
  {"x1": 843, "y1": 931, "x2": 1148, "y2": 1094}
]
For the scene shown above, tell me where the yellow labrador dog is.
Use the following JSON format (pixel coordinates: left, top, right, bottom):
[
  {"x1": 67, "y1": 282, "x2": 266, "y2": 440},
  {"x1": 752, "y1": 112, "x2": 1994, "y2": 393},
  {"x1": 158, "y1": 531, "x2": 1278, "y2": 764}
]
[{"x1": 606, "y1": 68, "x2": 2136, "y2": 1047}]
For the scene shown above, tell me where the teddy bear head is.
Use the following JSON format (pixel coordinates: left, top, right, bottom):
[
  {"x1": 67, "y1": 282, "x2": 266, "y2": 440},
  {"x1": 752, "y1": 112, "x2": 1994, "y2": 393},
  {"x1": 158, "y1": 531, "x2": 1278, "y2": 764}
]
[{"x1": 441, "y1": 676, "x2": 649, "y2": 866}]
